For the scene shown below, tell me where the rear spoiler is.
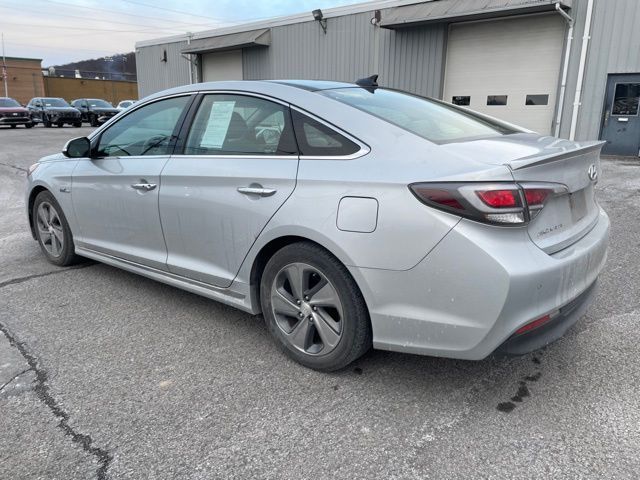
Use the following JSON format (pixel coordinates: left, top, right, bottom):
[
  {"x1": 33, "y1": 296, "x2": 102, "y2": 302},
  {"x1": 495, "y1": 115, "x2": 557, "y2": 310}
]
[{"x1": 507, "y1": 141, "x2": 605, "y2": 171}]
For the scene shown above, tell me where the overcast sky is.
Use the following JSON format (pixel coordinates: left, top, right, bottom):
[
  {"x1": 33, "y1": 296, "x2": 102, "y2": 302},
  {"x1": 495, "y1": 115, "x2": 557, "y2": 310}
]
[{"x1": 0, "y1": 0, "x2": 363, "y2": 66}]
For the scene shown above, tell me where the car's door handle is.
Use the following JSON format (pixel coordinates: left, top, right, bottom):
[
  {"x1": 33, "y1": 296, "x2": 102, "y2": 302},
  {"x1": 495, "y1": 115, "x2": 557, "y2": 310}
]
[
  {"x1": 131, "y1": 182, "x2": 157, "y2": 191},
  {"x1": 237, "y1": 186, "x2": 277, "y2": 197}
]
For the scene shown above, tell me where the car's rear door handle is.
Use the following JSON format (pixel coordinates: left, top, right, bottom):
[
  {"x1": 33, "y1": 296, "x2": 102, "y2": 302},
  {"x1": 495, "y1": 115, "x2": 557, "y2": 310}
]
[
  {"x1": 131, "y1": 182, "x2": 157, "y2": 191},
  {"x1": 237, "y1": 186, "x2": 277, "y2": 197}
]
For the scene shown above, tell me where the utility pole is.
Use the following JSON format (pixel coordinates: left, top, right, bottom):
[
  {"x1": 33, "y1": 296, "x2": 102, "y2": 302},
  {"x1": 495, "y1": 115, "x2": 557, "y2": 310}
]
[{"x1": 1, "y1": 33, "x2": 8, "y2": 97}]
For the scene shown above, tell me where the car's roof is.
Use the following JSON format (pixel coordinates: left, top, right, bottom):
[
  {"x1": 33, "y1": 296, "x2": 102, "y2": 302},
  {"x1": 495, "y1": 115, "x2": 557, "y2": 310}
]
[{"x1": 268, "y1": 80, "x2": 355, "y2": 91}]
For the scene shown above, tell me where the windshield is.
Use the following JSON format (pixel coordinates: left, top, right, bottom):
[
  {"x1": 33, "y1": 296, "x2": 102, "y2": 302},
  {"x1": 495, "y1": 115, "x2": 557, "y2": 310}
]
[
  {"x1": 89, "y1": 99, "x2": 113, "y2": 108},
  {"x1": 42, "y1": 98, "x2": 70, "y2": 107},
  {"x1": 321, "y1": 88, "x2": 518, "y2": 143},
  {"x1": 0, "y1": 98, "x2": 21, "y2": 108}
]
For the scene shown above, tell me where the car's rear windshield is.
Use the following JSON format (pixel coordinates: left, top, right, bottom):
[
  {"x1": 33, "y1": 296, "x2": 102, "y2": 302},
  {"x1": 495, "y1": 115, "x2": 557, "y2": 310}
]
[
  {"x1": 89, "y1": 99, "x2": 113, "y2": 108},
  {"x1": 43, "y1": 98, "x2": 70, "y2": 107},
  {"x1": 0, "y1": 98, "x2": 20, "y2": 108},
  {"x1": 320, "y1": 88, "x2": 518, "y2": 143}
]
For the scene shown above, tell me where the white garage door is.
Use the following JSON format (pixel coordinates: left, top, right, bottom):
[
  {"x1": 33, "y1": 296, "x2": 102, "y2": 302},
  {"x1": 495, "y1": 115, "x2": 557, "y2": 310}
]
[
  {"x1": 443, "y1": 14, "x2": 565, "y2": 135},
  {"x1": 202, "y1": 50, "x2": 243, "y2": 82}
]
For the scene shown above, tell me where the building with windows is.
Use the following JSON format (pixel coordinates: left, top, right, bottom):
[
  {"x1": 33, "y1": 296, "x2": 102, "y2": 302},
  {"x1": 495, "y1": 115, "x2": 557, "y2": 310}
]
[{"x1": 135, "y1": 0, "x2": 640, "y2": 156}]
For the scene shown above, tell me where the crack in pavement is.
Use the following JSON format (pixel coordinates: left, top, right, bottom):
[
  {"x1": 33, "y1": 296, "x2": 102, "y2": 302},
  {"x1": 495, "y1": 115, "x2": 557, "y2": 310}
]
[
  {"x1": 0, "y1": 322, "x2": 112, "y2": 480},
  {"x1": 0, "y1": 161, "x2": 27, "y2": 173},
  {"x1": 0, "y1": 263, "x2": 94, "y2": 290}
]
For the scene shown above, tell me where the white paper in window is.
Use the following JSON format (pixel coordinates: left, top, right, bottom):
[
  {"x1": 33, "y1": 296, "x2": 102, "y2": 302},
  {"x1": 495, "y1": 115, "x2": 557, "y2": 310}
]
[{"x1": 200, "y1": 101, "x2": 236, "y2": 148}]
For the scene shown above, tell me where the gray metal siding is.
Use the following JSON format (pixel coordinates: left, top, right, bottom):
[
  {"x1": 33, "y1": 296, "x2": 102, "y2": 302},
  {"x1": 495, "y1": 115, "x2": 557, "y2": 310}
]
[
  {"x1": 136, "y1": 42, "x2": 192, "y2": 98},
  {"x1": 559, "y1": 0, "x2": 640, "y2": 140},
  {"x1": 243, "y1": 11, "x2": 446, "y2": 98}
]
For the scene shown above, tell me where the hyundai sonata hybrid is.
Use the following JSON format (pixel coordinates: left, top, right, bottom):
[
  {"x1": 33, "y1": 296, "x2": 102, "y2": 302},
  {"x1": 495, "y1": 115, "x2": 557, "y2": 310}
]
[{"x1": 25, "y1": 78, "x2": 609, "y2": 371}]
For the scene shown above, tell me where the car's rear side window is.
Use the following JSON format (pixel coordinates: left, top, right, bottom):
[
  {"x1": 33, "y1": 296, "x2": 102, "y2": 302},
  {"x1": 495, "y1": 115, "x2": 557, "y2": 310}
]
[
  {"x1": 184, "y1": 94, "x2": 297, "y2": 156},
  {"x1": 291, "y1": 110, "x2": 360, "y2": 156},
  {"x1": 321, "y1": 88, "x2": 518, "y2": 143}
]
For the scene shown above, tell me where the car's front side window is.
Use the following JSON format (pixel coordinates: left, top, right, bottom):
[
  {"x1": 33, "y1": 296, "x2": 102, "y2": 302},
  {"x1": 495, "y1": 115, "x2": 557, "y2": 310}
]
[
  {"x1": 96, "y1": 95, "x2": 191, "y2": 157},
  {"x1": 183, "y1": 94, "x2": 297, "y2": 156}
]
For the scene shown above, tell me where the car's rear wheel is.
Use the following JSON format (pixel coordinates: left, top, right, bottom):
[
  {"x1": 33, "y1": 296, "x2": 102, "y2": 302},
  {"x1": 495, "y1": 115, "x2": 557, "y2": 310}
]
[
  {"x1": 10, "y1": 125, "x2": 16, "y2": 129},
  {"x1": 73, "y1": 121, "x2": 82, "y2": 128},
  {"x1": 33, "y1": 191, "x2": 79, "y2": 266},
  {"x1": 44, "y1": 118, "x2": 51, "y2": 128},
  {"x1": 89, "y1": 114, "x2": 98, "y2": 127},
  {"x1": 260, "y1": 242, "x2": 371, "y2": 371},
  {"x1": 25, "y1": 122, "x2": 34, "y2": 128}
]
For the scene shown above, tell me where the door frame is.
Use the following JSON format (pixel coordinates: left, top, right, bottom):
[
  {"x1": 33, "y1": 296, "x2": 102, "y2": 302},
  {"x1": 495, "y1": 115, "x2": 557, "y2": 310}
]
[{"x1": 598, "y1": 72, "x2": 640, "y2": 156}]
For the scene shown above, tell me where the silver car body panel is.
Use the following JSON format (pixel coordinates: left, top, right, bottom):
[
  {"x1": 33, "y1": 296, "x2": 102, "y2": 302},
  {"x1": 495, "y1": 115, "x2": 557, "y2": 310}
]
[{"x1": 26, "y1": 80, "x2": 610, "y2": 359}]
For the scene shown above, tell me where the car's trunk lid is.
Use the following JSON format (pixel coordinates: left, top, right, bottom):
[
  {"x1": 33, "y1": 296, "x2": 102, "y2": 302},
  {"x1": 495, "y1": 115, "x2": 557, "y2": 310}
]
[{"x1": 439, "y1": 134, "x2": 604, "y2": 254}]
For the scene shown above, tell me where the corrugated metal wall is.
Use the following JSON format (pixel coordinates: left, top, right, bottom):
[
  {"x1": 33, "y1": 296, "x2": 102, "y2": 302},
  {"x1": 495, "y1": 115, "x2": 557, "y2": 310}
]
[
  {"x1": 559, "y1": 0, "x2": 640, "y2": 140},
  {"x1": 243, "y1": 11, "x2": 446, "y2": 98},
  {"x1": 135, "y1": 0, "x2": 640, "y2": 144},
  {"x1": 135, "y1": 41, "x2": 192, "y2": 99}
]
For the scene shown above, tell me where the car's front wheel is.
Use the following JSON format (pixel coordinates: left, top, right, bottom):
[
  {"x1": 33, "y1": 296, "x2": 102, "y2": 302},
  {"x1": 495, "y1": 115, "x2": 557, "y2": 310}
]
[
  {"x1": 260, "y1": 242, "x2": 371, "y2": 371},
  {"x1": 33, "y1": 191, "x2": 79, "y2": 266}
]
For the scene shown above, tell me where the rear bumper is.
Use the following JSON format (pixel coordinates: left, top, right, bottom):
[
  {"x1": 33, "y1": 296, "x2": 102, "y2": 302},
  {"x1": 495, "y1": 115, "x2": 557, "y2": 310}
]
[
  {"x1": 349, "y1": 207, "x2": 609, "y2": 360},
  {"x1": 494, "y1": 280, "x2": 597, "y2": 356}
]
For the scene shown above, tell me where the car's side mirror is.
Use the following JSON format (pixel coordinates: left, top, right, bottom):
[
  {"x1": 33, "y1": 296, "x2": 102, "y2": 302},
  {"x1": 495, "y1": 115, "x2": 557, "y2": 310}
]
[{"x1": 63, "y1": 137, "x2": 91, "y2": 158}]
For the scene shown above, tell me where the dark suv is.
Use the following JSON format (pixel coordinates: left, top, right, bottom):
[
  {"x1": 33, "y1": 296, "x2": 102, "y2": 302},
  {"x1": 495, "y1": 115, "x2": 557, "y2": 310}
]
[
  {"x1": 27, "y1": 97, "x2": 82, "y2": 128},
  {"x1": 0, "y1": 97, "x2": 33, "y2": 128},
  {"x1": 71, "y1": 98, "x2": 120, "y2": 126}
]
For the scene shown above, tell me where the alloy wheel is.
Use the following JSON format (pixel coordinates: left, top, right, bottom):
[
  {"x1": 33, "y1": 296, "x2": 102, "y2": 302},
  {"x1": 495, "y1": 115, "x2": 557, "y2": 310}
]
[
  {"x1": 270, "y1": 262, "x2": 344, "y2": 355},
  {"x1": 36, "y1": 202, "x2": 65, "y2": 257}
]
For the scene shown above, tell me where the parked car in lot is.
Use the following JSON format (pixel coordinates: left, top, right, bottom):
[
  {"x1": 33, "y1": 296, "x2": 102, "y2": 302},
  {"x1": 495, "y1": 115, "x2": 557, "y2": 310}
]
[
  {"x1": 27, "y1": 97, "x2": 81, "y2": 128},
  {"x1": 71, "y1": 98, "x2": 120, "y2": 126},
  {"x1": 25, "y1": 79, "x2": 609, "y2": 371},
  {"x1": 0, "y1": 97, "x2": 33, "y2": 128},
  {"x1": 116, "y1": 99, "x2": 136, "y2": 111}
]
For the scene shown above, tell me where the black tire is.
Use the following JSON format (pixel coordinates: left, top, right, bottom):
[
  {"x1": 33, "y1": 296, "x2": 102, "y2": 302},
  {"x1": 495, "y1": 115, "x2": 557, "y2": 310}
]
[
  {"x1": 44, "y1": 119, "x2": 52, "y2": 128},
  {"x1": 260, "y1": 242, "x2": 372, "y2": 371},
  {"x1": 56, "y1": 123, "x2": 63, "y2": 128},
  {"x1": 25, "y1": 122, "x2": 34, "y2": 128},
  {"x1": 32, "y1": 190, "x2": 80, "y2": 267},
  {"x1": 73, "y1": 122, "x2": 82, "y2": 128},
  {"x1": 89, "y1": 114, "x2": 99, "y2": 127},
  {"x1": 10, "y1": 124, "x2": 16, "y2": 129}
]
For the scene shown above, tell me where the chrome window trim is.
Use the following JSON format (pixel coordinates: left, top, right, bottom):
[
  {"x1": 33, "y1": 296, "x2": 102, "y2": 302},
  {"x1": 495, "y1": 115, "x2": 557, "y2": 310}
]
[
  {"x1": 171, "y1": 154, "x2": 297, "y2": 160},
  {"x1": 194, "y1": 89, "x2": 290, "y2": 107},
  {"x1": 289, "y1": 105, "x2": 370, "y2": 160}
]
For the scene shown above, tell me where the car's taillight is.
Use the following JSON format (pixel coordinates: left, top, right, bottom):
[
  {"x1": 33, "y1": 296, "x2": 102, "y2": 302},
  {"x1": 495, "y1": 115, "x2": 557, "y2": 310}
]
[{"x1": 409, "y1": 182, "x2": 565, "y2": 226}]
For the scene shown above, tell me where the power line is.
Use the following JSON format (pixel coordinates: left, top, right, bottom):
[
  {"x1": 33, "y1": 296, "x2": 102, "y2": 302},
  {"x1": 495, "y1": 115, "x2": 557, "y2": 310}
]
[
  {"x1": 1, "y1": 21, "x2": 181, "y2": 35},
  {"x1": 118, "y1": 0, "x2": 234, "y2": 23},
  {"x1": 0, "y1": 4, "x2": 188, "y2": 31},
  {"x1": 36, "y1": 0, "x2": 227, "y2": 29}
]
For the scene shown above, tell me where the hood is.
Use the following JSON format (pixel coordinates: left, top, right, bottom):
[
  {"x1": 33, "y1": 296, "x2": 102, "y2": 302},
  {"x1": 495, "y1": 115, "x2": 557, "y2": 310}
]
[
  {"x1": 38, "y1": 153, "x2": 67, "y2": 163},
  {"x1": 44, "y1": 106, "x2": 80, "y2": 113},
  {"x1": 437, "y1": 133, "x2": 602, "y2": 168},
  {"x1": 92, "y1": 107, "x2": 119, "y2": 114},
  {"x1": 0, "y1": 106, "x2": 29, "y2": 114}
]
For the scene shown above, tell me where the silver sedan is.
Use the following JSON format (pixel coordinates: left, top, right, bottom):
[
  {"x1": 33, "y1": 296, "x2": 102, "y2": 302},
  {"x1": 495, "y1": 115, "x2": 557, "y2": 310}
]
[{"x1": 25, "y1": 79, "x2": 609, "y2": 371}]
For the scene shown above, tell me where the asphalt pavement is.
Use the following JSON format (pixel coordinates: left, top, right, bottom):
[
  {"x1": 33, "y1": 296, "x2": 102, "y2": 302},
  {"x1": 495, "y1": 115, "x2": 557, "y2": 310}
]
[{"x1": 1, "y1": 125, "x2": 639, "y2": 479}]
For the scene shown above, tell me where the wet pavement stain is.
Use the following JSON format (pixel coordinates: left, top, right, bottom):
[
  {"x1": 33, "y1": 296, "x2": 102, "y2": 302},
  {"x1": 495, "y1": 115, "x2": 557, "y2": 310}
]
[{"x1": 497, "y1": 355, "x2": 542, "y2": 413}]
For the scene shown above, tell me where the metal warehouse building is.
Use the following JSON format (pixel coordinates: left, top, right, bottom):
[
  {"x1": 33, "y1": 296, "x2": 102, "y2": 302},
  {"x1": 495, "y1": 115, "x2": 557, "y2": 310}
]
[{"x1": 135, "y1": 0, "x2": 640, "y2": 156}]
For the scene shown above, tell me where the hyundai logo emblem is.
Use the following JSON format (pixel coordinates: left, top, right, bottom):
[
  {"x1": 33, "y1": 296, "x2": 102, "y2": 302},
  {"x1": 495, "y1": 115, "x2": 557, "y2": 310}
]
[{"x1": 587, "y1": 164, "x2": 598, "y2": 181}]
